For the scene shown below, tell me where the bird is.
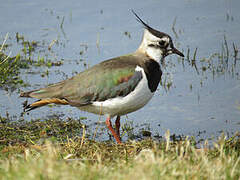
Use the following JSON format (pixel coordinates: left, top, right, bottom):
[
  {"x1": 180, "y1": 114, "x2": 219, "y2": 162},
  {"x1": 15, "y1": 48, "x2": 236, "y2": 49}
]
[{"x1": 20, "y1": 11, "x2": 184, "y2": 144}]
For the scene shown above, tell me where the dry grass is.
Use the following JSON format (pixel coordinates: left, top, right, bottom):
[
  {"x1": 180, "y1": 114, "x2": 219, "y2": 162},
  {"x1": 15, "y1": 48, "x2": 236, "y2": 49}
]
[{"x1": 0, "y1": 131, "x2": 239, "y2": 180}]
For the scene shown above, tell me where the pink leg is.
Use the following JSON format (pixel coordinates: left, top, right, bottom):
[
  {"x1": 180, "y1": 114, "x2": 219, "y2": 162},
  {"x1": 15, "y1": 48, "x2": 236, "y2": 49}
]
[
  {"x1": 105, "y1": 116, "x2": 122, "y2": 144},
  {"x1": 115, "y1": 115, "x2": 121, "y2": 138}
]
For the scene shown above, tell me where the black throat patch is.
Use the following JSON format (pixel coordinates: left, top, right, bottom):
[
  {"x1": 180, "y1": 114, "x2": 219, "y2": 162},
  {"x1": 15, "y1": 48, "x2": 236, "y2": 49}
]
[{"x1": 142, "y1": 59, "x2": 162, "y2": 92}]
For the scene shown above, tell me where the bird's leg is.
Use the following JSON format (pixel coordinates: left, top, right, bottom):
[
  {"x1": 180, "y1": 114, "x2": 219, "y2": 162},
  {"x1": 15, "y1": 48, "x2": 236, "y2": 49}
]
[
  {"x1": 115, "y1": 115, "x2": 121, "y2": 138},
  {"x1": 105, "y1": 116, "x2": 122, "y2": 144}
]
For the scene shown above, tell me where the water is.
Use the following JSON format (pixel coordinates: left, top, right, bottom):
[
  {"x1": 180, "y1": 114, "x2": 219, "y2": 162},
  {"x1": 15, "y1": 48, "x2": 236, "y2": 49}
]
[{"x1": 0, "y1": 0, "x2": 239, "y2": 142}]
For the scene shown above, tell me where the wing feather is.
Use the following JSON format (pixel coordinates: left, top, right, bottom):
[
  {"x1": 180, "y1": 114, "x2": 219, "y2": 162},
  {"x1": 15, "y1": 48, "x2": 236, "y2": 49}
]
[{"x1": 20, "y1": 54, "x2": 144, "y2": 107}]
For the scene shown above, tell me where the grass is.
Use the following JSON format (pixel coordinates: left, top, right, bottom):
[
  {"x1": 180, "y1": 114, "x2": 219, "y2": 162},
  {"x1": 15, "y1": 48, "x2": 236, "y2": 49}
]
[
  {"x1": 0, "y1": 116, "x2": 239, "y2": 179},
  {"x1": 0, "y1": 33, "x2": 63, "y2": 91},
  {"x1": 0, "y1": 34, "x2": 27, "y2": 90}
]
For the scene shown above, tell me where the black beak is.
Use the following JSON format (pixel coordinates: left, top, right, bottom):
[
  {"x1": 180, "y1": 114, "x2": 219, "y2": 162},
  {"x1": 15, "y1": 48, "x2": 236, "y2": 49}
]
[{"x1": 171, "y1": 47, "x2": 184, "y2": 57}]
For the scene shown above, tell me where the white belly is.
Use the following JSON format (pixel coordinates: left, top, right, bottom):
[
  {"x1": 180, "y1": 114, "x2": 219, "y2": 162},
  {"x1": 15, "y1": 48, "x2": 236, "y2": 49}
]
[{"x1": 78, "y1": 66, "x2": 154, "y2": 117}]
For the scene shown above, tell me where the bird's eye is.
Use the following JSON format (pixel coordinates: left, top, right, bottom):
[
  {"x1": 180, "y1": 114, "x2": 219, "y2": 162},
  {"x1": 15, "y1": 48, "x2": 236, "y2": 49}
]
[{"x1": 158, "y1": 40, "x2": 165, "y2": 47}]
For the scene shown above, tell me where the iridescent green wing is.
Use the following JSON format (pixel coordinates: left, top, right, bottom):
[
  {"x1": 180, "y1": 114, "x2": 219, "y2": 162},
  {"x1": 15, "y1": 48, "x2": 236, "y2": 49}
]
[
  {"x1": 60, "y1": 55, "x2": 142, "y2": 105},
  {"x1": 27, "y1": 54, "x2": 143, "y2": 106}
]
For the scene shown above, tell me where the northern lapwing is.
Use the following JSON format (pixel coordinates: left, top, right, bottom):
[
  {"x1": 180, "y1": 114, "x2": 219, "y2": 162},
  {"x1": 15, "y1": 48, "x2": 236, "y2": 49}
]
[{"x1": 20, "y1": 11, "x2": 184, "y2": 144}]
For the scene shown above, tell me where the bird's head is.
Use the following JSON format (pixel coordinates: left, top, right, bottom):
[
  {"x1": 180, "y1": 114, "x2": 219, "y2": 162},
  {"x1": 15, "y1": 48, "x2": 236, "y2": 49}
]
[{"x1": 133, "y1": 11, "x2": 184, "y2": 62}]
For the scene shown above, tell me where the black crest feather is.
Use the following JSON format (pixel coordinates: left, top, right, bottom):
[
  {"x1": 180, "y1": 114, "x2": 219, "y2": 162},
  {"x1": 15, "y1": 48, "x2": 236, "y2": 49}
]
[{"x1": 131, "y1": 10, "x2": 169, "y2": 38}]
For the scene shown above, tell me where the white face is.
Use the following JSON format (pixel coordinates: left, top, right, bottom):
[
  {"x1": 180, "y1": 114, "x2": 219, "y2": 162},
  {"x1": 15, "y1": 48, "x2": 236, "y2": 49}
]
[{"x1": 138, "y1": 29, "x2": 170, "y2": 63}]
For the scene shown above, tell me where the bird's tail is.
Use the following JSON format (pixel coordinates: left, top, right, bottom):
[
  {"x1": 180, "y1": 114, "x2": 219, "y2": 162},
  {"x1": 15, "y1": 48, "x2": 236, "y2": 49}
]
[
  {"x1": 22, "y1": 98, "x2": 69, "y2": 112},
  {"x1": 20, "y1": 81, "x2": 68, "y2": 112}
]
